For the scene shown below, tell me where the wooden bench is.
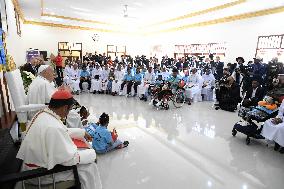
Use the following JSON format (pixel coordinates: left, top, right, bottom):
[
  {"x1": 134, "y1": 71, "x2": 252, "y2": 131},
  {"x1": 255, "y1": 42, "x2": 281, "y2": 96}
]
[{"x1": 0, "y1": 128, "x2": 81, "y2": 189}]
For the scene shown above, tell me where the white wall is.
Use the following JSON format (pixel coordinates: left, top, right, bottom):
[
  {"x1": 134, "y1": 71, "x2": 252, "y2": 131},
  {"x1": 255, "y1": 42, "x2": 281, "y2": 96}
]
[
  {"x1": 4, "y1": 0, "x2": 25, "y2": 67},
  {"x1": 21, "y1": 25, "x2": 151, "y2": 60},
  {"x1": 11, "y1": 10, "x2": 284, "y2": 66},
  {"x1": 148, "y1": 11, "x2": 284, "y2": 63}
]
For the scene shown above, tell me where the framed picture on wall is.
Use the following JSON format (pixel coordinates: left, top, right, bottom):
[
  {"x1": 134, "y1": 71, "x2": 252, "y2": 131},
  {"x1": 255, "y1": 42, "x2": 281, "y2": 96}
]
[
  {"x1": 0, "y1": 0, "x2": 8, "y2": 34},
  {"x1": 14, "y1": 8, "x2": 21, "y2": 36}
]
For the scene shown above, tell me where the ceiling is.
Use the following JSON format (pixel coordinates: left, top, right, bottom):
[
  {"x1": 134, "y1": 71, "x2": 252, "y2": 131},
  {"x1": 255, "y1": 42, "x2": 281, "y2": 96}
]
[{"x1": 17, "y1": 0, "x2": 284, "y2": 34}]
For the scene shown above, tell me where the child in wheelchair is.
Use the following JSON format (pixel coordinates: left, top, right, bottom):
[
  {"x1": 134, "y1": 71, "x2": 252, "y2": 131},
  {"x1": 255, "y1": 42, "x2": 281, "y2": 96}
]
[
  {"x1": 149, "y1": 68, "x2": 184, "y2": 109},
  {"x1": 233, "y1": 95, "x2": 279, "y2": 144}
]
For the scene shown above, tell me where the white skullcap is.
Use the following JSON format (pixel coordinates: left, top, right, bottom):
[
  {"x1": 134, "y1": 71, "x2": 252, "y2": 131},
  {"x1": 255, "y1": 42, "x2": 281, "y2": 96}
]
[
  {"x1": 254, "y1": 56, "x2": 262, "y2": 60},
  {"x1": 38, "y1": 65, "x2": 50, "y2": 74}
]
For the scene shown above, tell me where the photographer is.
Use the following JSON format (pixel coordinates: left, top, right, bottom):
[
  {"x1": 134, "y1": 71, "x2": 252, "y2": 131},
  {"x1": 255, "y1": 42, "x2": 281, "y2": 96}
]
[
  {"x1": 215, "y1": 68, "x2": 231, "y2": 106},
  {"x1": 215, "y1": 56, "x2": 224, "y2": 80}
]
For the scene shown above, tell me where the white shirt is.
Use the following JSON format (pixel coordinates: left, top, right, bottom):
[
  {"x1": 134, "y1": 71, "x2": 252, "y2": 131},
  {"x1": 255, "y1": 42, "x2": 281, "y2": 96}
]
[
  {"x1": 64, "y1": 66, "x2": 72, "y2": 77},
  {"x1": 91, "y1": 68, "x2": 102, "y2": 79},
  {"x1": 101, "y1": 69, "x2": 110, "y2": 81},
  {"x1": 202, "y1": 74, "x2": 215, "y2": 86},
  {"x1": 144, "y1": 71, "x2": 156, "y2": 83},
  {"x1": 187, "y1": 73, "x2": 201, "y2": 85},
  {"x1": 252, "y1": 88, "x2": 258, "y2": 98},
  {"x1": 70, "y1": 68, "x2": 80, "y2": 80},
  {"x1": 114, "y1": 70, "x2": 125, "y2": 81},
  {"x1": 160, "y1": 71, "x2": 170, "y2": 80}
]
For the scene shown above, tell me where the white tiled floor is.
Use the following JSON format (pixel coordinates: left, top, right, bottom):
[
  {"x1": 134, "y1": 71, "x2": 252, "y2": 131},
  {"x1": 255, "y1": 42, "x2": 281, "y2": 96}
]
[{"x1": 76, "y1": 93, "x2": 284, "y2": 189}]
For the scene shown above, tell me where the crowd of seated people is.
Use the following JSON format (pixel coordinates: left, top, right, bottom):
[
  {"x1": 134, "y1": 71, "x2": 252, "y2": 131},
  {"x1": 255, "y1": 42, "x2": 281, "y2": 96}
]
[
  {"x1": 12, "y1": 51, "x2": 284, "y2": 189},
  {"x1": 61, "y1": 53, "x2": 227, "y2": 105},
  {"x1": 22, "y1": 52, "x2": 284, "y2": 152}
]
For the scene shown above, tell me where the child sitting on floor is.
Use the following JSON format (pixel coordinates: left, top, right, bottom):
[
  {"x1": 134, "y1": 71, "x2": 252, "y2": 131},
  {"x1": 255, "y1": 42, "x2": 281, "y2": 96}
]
[{"x1": 86, "y1": 112, "x2": 129, "y2": 153}]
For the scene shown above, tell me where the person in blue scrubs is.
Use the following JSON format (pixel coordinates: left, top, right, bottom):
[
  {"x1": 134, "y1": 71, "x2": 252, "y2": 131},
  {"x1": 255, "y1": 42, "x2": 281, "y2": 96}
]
[
  {"x1": 133, "y1": 68, "x2": 143, "y2": 96},
  {"x1": 121, "y1": 69, "x2": 134, "y2": 96},
  {"x1": 88, "y1": 113, "x2": 129, "y2": 154}
]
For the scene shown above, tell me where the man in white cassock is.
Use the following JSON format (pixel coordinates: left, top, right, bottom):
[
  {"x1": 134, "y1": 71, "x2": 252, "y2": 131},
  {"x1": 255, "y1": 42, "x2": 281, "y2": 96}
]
[
  {"x1": 201, "y1": 69, "x2": 215, "y2": 101},
  {"x1": 112, "y1": 65, "x2": 125, "y2": 95},
  {"x1": 69, "y1": 64, "x2": 81, "y2": 94},
  {"x1": 100, "y1": 64, "x2": 110, "y2": 93},
  {"x1": 261, "y1": 99, "x2": 284, "y2": 153},
  {"x1": 185, "y1": 68, "x2": 202, "y2": 105},
  {"x1": 17, "y1": 89, "x2": 102, "y2": 189},
  {"x1": 63, "y1": 62, "x2": 73, "y2": 86},
  {"x1": 28, "y1": 65, "x2": 56, "y2": 105},
  {"x1": 91, "y1": 64, "x2": 102, "y2": 94},
  {"x1": 138, "y1": 67, "x2": 156, "y2": 100}
]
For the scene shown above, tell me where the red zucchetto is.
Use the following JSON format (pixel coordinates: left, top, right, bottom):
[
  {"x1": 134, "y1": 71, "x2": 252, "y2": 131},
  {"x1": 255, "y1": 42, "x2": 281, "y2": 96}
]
[{"x1": 51, "y1": 89, "x2": 73, "y2": 100}]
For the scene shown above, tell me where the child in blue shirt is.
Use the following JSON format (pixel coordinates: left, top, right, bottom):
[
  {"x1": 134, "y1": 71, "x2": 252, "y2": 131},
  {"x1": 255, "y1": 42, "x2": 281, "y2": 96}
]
[{"x1": 87, "y1": 113, "x2": 129, "y2": 153}]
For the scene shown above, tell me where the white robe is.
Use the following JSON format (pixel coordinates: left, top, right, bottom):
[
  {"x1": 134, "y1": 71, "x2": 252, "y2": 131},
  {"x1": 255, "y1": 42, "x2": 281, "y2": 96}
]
[
  {"x1": 17, "y1": 108, "x2": 101, "y2": 189},
  {"x1": 63, "y1": 66, "x2": 73, "y2": 85},
  {"x1": 28, "y1": 76, "x2": 56, "y2": 105},
  {"x1": 66, "y1": 109, "x2": 83, "y2": 128},
  {"x1": 91, "y1": 68, "x2": 102, "y2": 92},
  {"x1": 160, "y1": 71, "x2": 170, "y2": 80},
  {"x1": 112, "y1": 70, "x2": 125, "y2": 93},
  {"x1": 138, "y1": 72, "x2": 155, "y2": 97},
  {"x1": 69, "y1": 68, "x2": 81, "y2": 92},
  {"x1": 201, "y1": 74, "x2": 215, "y2": 101},
  {"x1": 100, "y1": 69, "x2": 110, "y2": 91},
  {"x1": 185, "y1": 74, "x2": 202, "y2": 99},
  {"x1": 261, "y1": 100, "x2": 284, "y2": 146}
]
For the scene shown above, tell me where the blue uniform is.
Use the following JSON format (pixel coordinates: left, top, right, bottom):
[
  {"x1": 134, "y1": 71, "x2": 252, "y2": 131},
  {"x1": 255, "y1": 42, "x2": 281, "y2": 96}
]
[
  {"x1": 167, "y1": 75, "x2": 181, "y2": 89},
  {"x1": 134, "y1": 73, "x2": 143, "y2": 82},
  {"x1": 85, "y1": 123, "x2": 99, "y2": 137},
  {"x1": 123, "y1": 74, "x2": 133, "y2": 81},
  {"x1": 90, "y1": 125, "x2": 123, "y2": 153},
  {"x1": 91, "y1": 126, "x2": 113, "y2": 151},
  {"x1": 80, "y1": 70, "x2": 90, "y2": 77}
]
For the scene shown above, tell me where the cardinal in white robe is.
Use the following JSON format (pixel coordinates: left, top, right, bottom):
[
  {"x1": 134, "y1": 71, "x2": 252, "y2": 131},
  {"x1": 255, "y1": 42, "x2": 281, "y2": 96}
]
[
  {"x1": 185, "y1": 68, "x2": 202, "y2": 104},
  {"x1": 261, "y1": 100, "x2": 284, "y2": 150},
  {"x1": 17, "y1": 89, "x2": 102, "y2": 189},
  {"x1": 112, "y1": 65, "x2": 125, "y2": 94},
  {"x1": 91, "y1": 64, "x2": 102, "y2": 93},
  {"x1": 201, "y1": 70, "x2": 215, "y2": 101},
  {"x1": 138, "y1": 67, "x2": 155, "y2": 99}
]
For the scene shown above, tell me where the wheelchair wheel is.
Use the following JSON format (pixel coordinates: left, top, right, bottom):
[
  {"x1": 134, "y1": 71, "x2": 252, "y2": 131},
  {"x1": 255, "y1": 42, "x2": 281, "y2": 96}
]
[
  {"x1": 246, "y1": 137, "x2": 251, "y2": 145},
  {"x1": 173, "y1": 89, "x2": 186, "y2": 108},
  {"x1": 232, "y1": 129, "x2": 237, "y2": 137}
]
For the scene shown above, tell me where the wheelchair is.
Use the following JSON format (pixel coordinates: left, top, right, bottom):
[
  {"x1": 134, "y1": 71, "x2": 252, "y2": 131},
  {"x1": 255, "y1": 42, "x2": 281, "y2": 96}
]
[{"x1": 150, "y1": 81, "x2": 186, "y2": 110}]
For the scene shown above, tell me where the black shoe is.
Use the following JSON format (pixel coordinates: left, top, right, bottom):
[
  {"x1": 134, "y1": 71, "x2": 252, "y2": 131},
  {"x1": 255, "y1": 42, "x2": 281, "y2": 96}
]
[
  {"x1": 215, "y1": 107, "x2": 220, "y2": 110},
  {"x1": 188, "y1": 102, "x2": 191, "y2": 105},
  {"x1": 274, "y1": 143, "x2": 280, "y2": 151},
  {"x1": 279, "y1": 148, "x2": 284, "y2": 154},
  {"x1": 123, "y1": 141, "x2": 129, "y2": 147},
  {"x1": 93, "y1": 91, "x2": 96, "y2": 94}
]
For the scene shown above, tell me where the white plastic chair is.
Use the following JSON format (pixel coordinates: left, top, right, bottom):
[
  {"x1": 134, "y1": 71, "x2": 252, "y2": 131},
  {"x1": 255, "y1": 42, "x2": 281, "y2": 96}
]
[{"x1": 5, "y1": 69, "x2": 46, "y2": 124}]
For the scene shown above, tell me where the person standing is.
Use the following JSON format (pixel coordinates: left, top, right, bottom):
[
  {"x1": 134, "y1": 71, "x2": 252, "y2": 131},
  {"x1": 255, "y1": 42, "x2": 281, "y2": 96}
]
[{"x1": 55, "y1": 52, "x2": 64, "y2": 81}]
